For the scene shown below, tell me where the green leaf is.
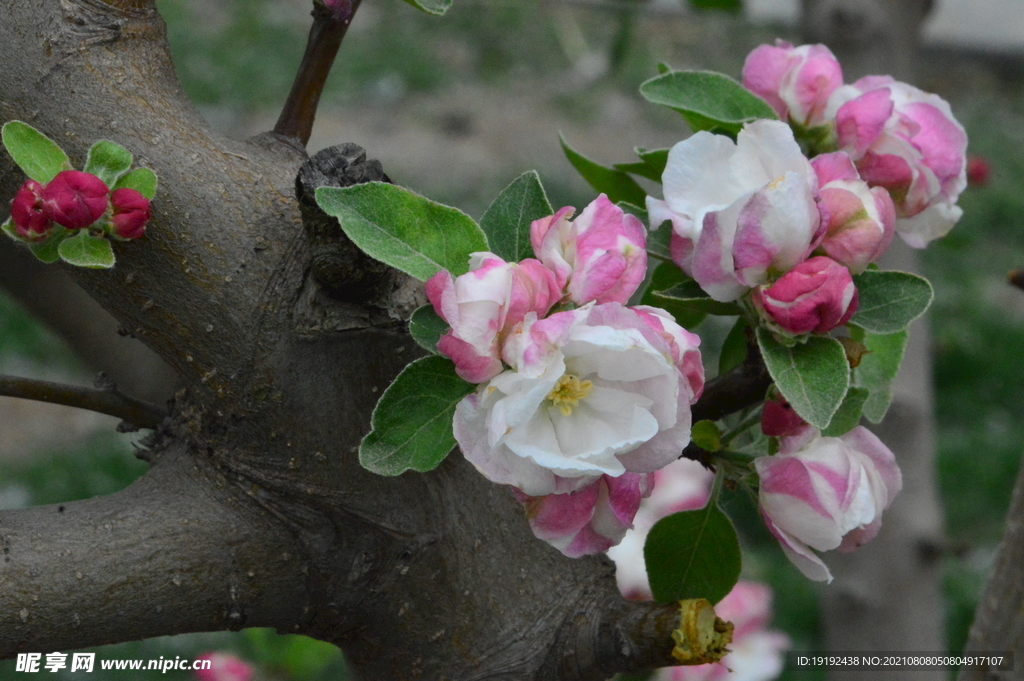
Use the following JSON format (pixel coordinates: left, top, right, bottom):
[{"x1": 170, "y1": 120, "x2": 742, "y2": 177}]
[
  {"x1": 688, "y1": 0, "x2": 741, "y2": 11},
  {"x1": 639, "y1": 71, "x2": 778, "y2": 137},
  {"x1": 853, "y1": 329, "x2": 908, "y2": 423},
  {"x1": 559, "y1": 134, "x2": 647, "y2": 206},
  {"x1": 639, "y1": 261, "x2": 706, "y2": 329},
  {"x1": 646, "y1": 220, "x2": 672, "y2": 261},
  {"x1": 480, "y1": 171, "x2": 552, "y2": 262},
  {"x1": 83, "y1": 140, "x2": 133, "y2": 188},
  {"x1": 822, "y1": 387, "x2": 869, "y2": 437},
  {"x1": 1, "y1": 218, "x2": 17, "y2": 241},
  {"x1": 644, "y1": 504, "x2": 741, "y2": 604},
  {"x1": 29, "y1": 235, "x2": 64, "y2": 264},
  {"x1": 399, "y1": 0, "x2": 452, "y2": 14},
  {"x1": 652, "y1": 277, "x2": 742, "y2": 316},
  {"x1": 718, "y1": 317, "x2": 749, "y2": 376},
  {"x1": 408, "y1": 304, "x2": 448, "y2": 354},
  {"x1": 691, "y1": 420, "x2": 722, "y2": 451},
  {"x1": 850, "y1": 270, "x2": 933, "y2": 334},
  {"x1": 57, "y1": 231, "x2": 115, "y2": 269},
  {"x1": 113, "y1": 167, "x2": 158, "y2": 199},
  {"x1": 2, "y1": 120, "x2": 70, "y2": 184},
  {"x1": 756, "y1": 328, "x2": 850, "y2": 430},
  {"x1": 613, "y1": 148, "x2": 669, "y2": 183},
  {"x1": 359, "y1": 355, "x2": 474, "y2": 476},
  {"x1": 315, "y1": 182, "x2": 488, "y2": 281}
]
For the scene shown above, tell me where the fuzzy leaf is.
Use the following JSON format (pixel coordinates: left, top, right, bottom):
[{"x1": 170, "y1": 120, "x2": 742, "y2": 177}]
[
  {"x1": 639, "y1": 70, "x2": 777, "y2": 137},
  {"x1": 315, "y1": 182, "x2": 488, "y2": 281},
  {"x1": 84, "y1": 140, "x2": 133, "y2": 188},
  {"x1": 408, "y1": 305, "x2": 449, "y2": 354},
  {"x1": 399, "y1": 0, "x2": 452, "y2": 14},
  {"x1": 853, "y1": 329, "x2": 908, "y2": 423},
  {"x1": 359, "y1": 356, "x2": 474, "y2": 475},
  {"x1": 57, "y1": 231, "x2": 115, "y2": 269},
  {"x1": 113, "y1": 167, "x2": 158, "y2": 200},
  {"x1": 639, "y1": 261, "x2": 706, "y2": 329},
  {"x1": 718, "y1": 317, "x2": 749, "y2": 376},
  {"x1": 850, "y1": 270, "x2": 933, "y2": 334},
  {"x1": 652, "y1": 277, "x2": 742, "y2": 316},
  {"x1": 559, "y1": 134, "x2": 647, "y2": 206},
  {"x1": 822, "y1": 387, "x2": 870, "y2": 437},
  {"x1": 480, "y1": 171, "x2": 552, "y2": 263},
  {"x1": 2, "y1": 121, "x2": 70, "y2": 184},
  {"x1": 756, "y1": 328, "x2": 850, "y2": 429},
  {"x1": 613, "y1": 148, "x2": 669, "y2": 183}
]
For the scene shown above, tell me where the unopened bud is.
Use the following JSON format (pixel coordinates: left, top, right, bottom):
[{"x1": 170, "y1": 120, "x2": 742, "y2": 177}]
[
  {"x1": 109, "y1": 187, "x2": 150, "y2": 240},
  {"x1": 42, "y1": 170, "x2": 109, "y2": 230},
  {"x1": 10, "y1": 179, "x2": 53, "y2": 241}
]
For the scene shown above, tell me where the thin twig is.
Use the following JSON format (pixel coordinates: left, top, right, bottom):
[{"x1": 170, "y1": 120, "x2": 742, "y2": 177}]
[
  {"x1": 0, "y1": 374, "x2": 165, "y2": 429},
  {"x1": 274, "y1": 0, "x2": 364, "y2": 147}
]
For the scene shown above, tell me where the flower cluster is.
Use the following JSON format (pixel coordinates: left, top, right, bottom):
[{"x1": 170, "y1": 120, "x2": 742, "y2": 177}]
[
  {"x1": 428, "y1": 194, "x2": 704, "y2": 556},
  {"x1": 9, "y1": 169, "x2": 150, "y2": 244}
]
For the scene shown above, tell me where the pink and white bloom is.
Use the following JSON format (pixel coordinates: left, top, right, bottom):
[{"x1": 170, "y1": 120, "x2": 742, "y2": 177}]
[
  {"x1": 742, "y1": 40, "x2": 843, "y2": 130},
  {"x1": 194, "y1": 652, "x2": 254, "y2": 681},
  {"x1": 454, "y1": 302, "x2": 702, "y2": 497},
  {"x1": 755, "y1": 425, "x2": 902, "y2": 582},
  {"x1": 530, "y1": 194, "x2": 647, "y2": 305},
  {"x1": 515, "y1": 472, "x2": 653, "y2": 557},
  {"x1": 750, "y1": 256, "x2": 858, "y2": 336},
  {"x1": 426, "y1": 253, "x2": 560, "y2": 383},
  {"x1": 828, "y1": 76, "x2": 968, "y2": 247},
  {"x1": 811, "y1": 152, "x2": 896, "y2": 273},
  {"x1": 647, "y1": 120, "x2": 823, "y2": 302}
]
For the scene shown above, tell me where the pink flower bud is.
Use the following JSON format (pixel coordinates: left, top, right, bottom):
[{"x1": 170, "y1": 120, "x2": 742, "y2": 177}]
[
  {"x1": 761, "y1": 393, "x2": 806, "y2": 438},
  {"x1": 108, "y1": 187, "x2": 150, "y2": 240},
  {"x1": 742, "y1": 40, "x2": 843, "y2": 129},
  {"x1": 42, "y1": 170, "x2": 109, "y2": 230},
  {"x1": 755, "y1": 426, "x2": 902, "y2": 582},
  {"x1": 10, "y1": 179, "x2": 53, "y2": 241},
  {"x1": 194, "y1": 652, "x2": 254, "y2": 681},
  {"x1": 514, "y1": 472, "x2": 653, "y2": 557},
  {"x1": 531, "y1": 194, "x2": 647, "y2": 305},
  {"x1": 967, "y1": 155, "x2": 991, "y2": 186},
  {"x1": 812, "y1": 152, "x2": 896, "y2": 273},
  {"x1": 751, "y1": 256, "x2": 858, "y2": 336}
]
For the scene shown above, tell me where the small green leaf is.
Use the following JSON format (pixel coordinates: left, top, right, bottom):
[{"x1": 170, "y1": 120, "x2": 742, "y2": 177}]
[
  {"x1": 1, "y1": 218, "x2": 17, "y2": 241},
  {"x1": 408, "y1": 304, "x2": 448, "y2": 354},
  {"x1": 688, "y1": 0, "x2": 741, "y2": 11},
  {"x1": 691, "y1": 420, "x2": 722, "y2": 451},
  {"x1": 756, "y1": 328, "x2": 850, "y2": 430},
  {"x1": 29, "y1": 235, "x2": 64, "y2": 264},
  {"x1": 559, "y1": 134, "x2": 647, "y2": 206},
  {"x1": 480, "y1": 171, "x2": 552, "y2": 263},
  {"x1": 359, "y1": 355, "x2": 474, "y2": 475},
  {"x1": 718, "y1": 317, "x2": 749, "y2": 376},
  {"x1": 613, "y1": 148, "x2": 669, "y2": 183},
  {"x1": 315, "y1": 182, "x2": 488, "y2": 281},
  {"x1": 652, "y1": 277, "x2": 742, "y2": 316},
  {"x1": 639, "y1": 261, "x2": 706, "y2": 329},
  {"x1": 853, "y1": 329, "x2": 908, "y2": 423},
  {"x1": 639, "y1": 71, "x2": 778, "y2": 137},
  {"x1": 113, "y1": 167, "x2": 158, "y2": 200},
  {"x1": 850, "y1": 270, "x2": 934, "y2": 334},
  {"x1": 644, "y1": 504, "x2": 741, "y2": 604},
  {"x1": 83, "y1": 140, "x2": 133, "y2": 188},
  {"x1": 617, "y1": 201, "x2": 649, "y2": 226},
  {"x1": 646, "y1": 220, "x2": 672, "y2": 261},
  {"x1": 2, "y1": 121, "x2": 70, "y2": 184},
  {"x1": 399, "y1": 0, "x2": 452, "y2": 14},
  {"x1": 822, "y1": 387, "x2": 869, "y2": 437},
  {"x1": 57, "y1": 231, "x2": 115, "y2": 269}
]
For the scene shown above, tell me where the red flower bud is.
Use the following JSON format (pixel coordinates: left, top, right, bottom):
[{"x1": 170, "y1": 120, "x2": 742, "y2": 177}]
[
  {"x1": 751, "y1": 256, "x2": 859, "y2": 336},
  {"x1": 761, "y1": 393, "x2": 806, "y2": 437},
  {"x1": 10, "y1": 179, "x2": 53, "y2": 241},
  {"x1": 109, "y1": 188, "x2": 150, "y2": 240},
  {"x1": 42, "y1": 170, "x2": 109, "y2": 230},
  {"x1": 967, "y1": 155, "x2": 991, "y2": 187}
]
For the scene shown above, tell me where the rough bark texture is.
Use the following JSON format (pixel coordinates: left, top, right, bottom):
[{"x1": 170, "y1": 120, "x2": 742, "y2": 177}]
[
  {"x1": 800, "y1": 3, "x2": 948, "y2": 678},
  {"x1": 0, "y1": 2, "x2": 698, "y2": 679}
]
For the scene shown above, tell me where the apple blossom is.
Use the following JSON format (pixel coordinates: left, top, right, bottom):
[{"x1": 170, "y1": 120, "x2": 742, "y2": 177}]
[
  {"x1": 647, "y1": 120, "x2": 823, "y2": 302},
  {"x1": 742, "y1": 40, "x2": 843, "y2": 130},
  {"x1": 194, "y1": 652, "x2": 254, "y2": 681},
  {"x1": 9, "y1": 179, "x2": 53, "y2": 241},
  {"x1": 109, "y1": 187, "x2": 150, "y2": 240},
  {"x1": 454, "y1": 302, "x2": 702, "y2": 497},
  {"x1": 530, "y1": 193, "x2": 647, "y2": 305},
  {"x1": 750, "y1": 255, "x2": 858, "y2": 336},
  {"x1": 42, "y1": 170, "x2": 109, "y2": 230},
  {"x1": 811, "y1": 152, "x2": 895, "y2": 273},
  {"x1": 514, "y1": 472, "x2": 653, "y2": 557},
  {"x1": 426, "y1": 253, "x2": 560, "y2": 383},
  {"x1": 754, "y1": 425, "x2": 902, "y2": 582},
  {"x1": 828, "y1": 76, "x2": 967, "y2": 247}
]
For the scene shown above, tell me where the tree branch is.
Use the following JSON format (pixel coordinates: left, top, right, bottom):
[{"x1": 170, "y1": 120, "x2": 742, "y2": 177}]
[
  {"x1": 0, "y1": 374, "x2": 165, "y2": 429},
  {"x1": 273, "y1": 0, "x2": 364, "y2": 146}
]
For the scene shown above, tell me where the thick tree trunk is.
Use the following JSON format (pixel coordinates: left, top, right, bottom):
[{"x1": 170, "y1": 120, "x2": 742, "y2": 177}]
[
  {"x1": 800, "y1": 2, "x2": 947, "y2": 678},
  {"x1": 0, "y1": 2, "x2": 691, "y2": 679}
]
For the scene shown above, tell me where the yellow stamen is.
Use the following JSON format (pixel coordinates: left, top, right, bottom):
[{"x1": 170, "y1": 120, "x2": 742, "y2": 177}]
[{"x1": 546, "y1": 374, "x2": 593, "y2": 416}]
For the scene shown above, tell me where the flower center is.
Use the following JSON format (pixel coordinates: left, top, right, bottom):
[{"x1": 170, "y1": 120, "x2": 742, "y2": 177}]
[{"x1": 546, "y1": 374, "x2": 593, "y2": 416}]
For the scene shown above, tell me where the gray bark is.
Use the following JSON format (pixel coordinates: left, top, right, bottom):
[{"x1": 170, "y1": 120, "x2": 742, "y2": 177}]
[
  {"x1": 799, "y1": 2, "x2": 947, "y2": 678},
  {"x1": 0, "y1": 2, "x2": 691, "y2": 678}
]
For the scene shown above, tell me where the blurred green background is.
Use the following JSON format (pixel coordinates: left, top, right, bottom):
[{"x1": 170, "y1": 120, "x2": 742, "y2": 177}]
[{"x1": 2, "y1": 0, "x2": 1024, "y2": 678}]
